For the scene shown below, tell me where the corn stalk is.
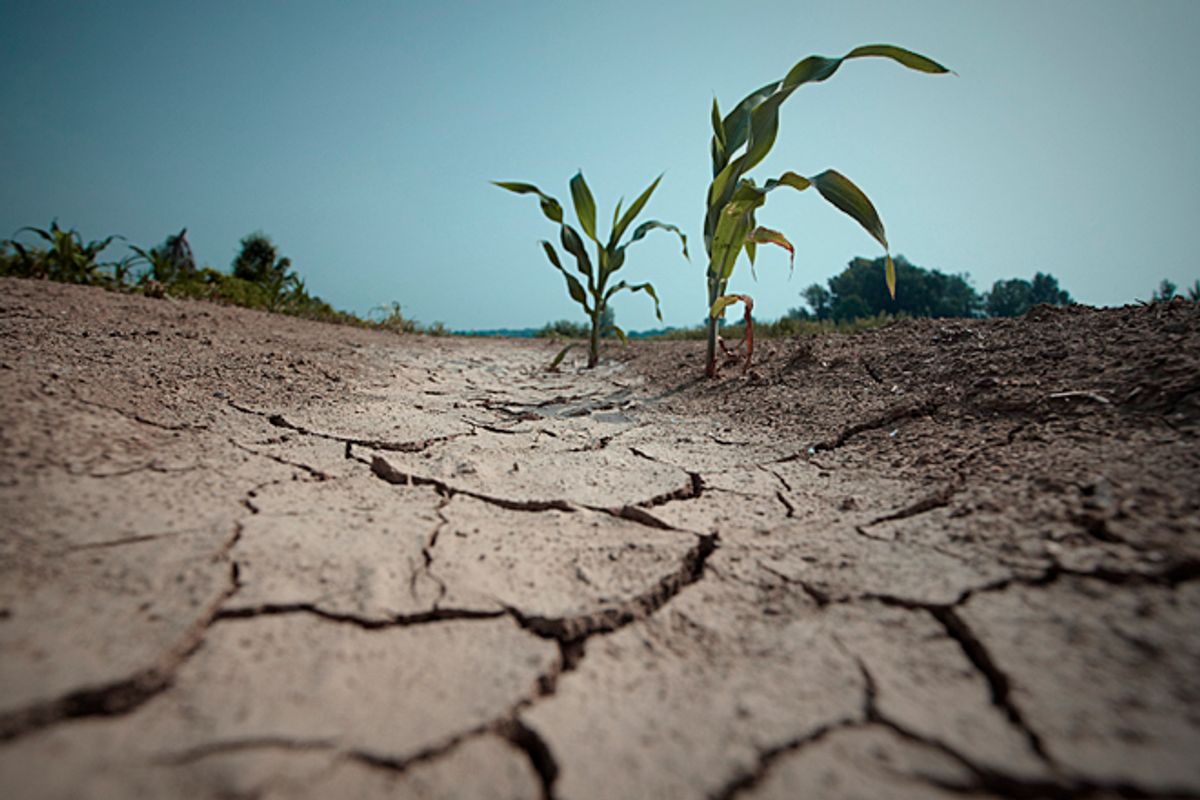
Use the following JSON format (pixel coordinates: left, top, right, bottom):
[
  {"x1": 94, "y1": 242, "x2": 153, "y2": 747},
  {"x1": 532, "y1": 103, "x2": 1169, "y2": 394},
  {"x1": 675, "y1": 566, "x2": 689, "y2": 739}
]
[
  {"x1": 495, "y1": 172, "x2": 687, "y2": 368},
  {"x1": 704, "y1": 44, "x2": 950, "y2": 377}
]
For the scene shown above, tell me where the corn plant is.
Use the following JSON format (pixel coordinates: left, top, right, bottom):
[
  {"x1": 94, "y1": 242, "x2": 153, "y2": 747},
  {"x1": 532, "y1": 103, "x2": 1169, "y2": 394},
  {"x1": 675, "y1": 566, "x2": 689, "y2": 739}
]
[
  {"x1": 3, "y1": 221, "x2": 122, "y2": 285},
  {"x1": 495, "y1": 172, "x2": 687, "y2": 368},
  {"x1": 129, "y1": 228, "x2": 196, "y2": 285},
  {"x1": 703, "y1": 45, "x2": 950, "y2": 376}
]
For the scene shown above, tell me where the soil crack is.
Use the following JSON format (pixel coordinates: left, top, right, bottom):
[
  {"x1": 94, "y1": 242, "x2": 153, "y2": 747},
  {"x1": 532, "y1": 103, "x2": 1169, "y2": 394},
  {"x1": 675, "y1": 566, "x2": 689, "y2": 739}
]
[
  {"x1": 368, "y1": 454, "x2": 574, "y2": 512},
  {"x1": 213, "y1": 603, "x2": 505, "y2": 629},
  {"x1": 801, "y1": 399, "x2": 938, "y2": 456},
  {"x1": 927, "y1": 606, "x2": 1053, "y2": 765},
  {"x1": 505, "y1": 532, "x2": 718, "y2": 644},
  {"x1": 226, "y1": 401, "x2": 473, "y2": 453},
  {"x1": 0, "y1": 522, "x2": 245, "y2": 742}
]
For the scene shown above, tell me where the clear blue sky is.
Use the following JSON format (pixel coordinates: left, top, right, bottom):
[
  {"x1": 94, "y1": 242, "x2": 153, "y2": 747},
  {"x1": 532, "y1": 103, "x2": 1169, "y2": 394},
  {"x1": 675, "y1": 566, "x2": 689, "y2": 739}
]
[{"x1": 3, "y1": 0, "x2": 1198, "y2": 330}]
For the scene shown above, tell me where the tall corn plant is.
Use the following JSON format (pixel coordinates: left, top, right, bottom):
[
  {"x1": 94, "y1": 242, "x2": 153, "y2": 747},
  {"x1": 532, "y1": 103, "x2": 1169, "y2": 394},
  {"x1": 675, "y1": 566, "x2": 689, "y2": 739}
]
[
  {"x1": 495, "y1": 172, "x2": 688, "y2": 368},
  {"x1": 704, "y1": 45, "x2": 950, "y2": 377}
]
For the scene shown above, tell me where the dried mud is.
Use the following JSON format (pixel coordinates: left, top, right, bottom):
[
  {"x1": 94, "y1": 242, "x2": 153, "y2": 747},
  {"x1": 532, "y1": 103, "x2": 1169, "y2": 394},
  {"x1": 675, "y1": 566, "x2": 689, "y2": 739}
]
[{"x1": 1, "y1": 277, "x2": 1198, "y2": 799}]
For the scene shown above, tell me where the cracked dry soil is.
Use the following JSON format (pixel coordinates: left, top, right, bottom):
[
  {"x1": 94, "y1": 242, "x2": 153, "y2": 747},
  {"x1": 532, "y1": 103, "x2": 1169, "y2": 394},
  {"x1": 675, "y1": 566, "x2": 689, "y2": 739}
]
[{"x1": 1, "y1": 277, "x2": 1198, "y2": 800}]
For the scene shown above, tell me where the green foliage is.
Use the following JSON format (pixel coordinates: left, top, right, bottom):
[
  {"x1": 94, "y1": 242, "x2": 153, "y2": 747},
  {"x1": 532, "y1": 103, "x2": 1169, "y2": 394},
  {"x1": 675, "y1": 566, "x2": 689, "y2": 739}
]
[
  {"x1": 701, "y1": 45, "x2": 950, "y2": 376},
  {"x1": 537, "y1": 319, "x2": 590, "y2": 339},
  {"x1": 232, "y1": 231, "x2": 298, "y2": 311},
  {"x1": 369, "y1": 302, "x2": 421, "y2": 333},
  {"x1": 985, "y1": 272, "x2": 1072, "y2": 317},
  {"x1": 130, "y1": 228, "x2": 196, "y2": 285},
  {"x1": 495, "y1": 171, "x2": 687, "y2": 368},
  {"x1": 2, "y1": 220, "x2": 373, "y2": 330},
  {"x1": 1151, "y1": 278, "x2": 1178, "y2": 303},
  {"x1": 798, "y1": 284, "x2": 832, "y2": 321},
  {"x1": 2, "y1": 221, "x2": 123, "y2": 285},
  {"x1": 652, "y1": 312, "x2": 899, "y2": 341},
  {"x1": 827, "y1": 256, "x2": 981, "y2": 321}
]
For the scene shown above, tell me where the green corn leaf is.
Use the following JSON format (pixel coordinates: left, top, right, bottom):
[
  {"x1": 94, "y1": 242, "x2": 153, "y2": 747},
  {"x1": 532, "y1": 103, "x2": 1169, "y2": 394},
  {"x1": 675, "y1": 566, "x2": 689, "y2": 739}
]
[
  {"x1": 607, "y1": 246, "x2": 626, "y2": 276},
  {"x1": 540, "y1": 240, "x2": 564, "y2": 270},
  {"x1": 627, "y1": 220, "x2": 689, "y2": 260},
  {"x1": 765, "y1": 171, "x2": 812, "y2": 192},
  {"x1": 15, "y1": 226, "x2": 54, "y2": 244},
  {"x1": 606, "y1": 279, "x2": 663, "y2": 321},
  {"x1": 711, "y1": 96, "x2": 727, "y2": 170},
  {"x1": 740, "y1": 91, "x2": 789, "y2": 174},
  {"x1": 493, "y1": 180, "x2": 564, "y2": 224},
  {"x1": 721, "y1": 81, "x2": 779, "y2": 156},
  {"x1": 845, "y1": 44, "x2": 952, "y2": 74},
  {"x1": 559, "y1": 224, "x2": 595, "y2": 285},
  {"x1": 726, "y1": 179, "x2": 768, "y2": 215},
  {"x1": 629, "y1": 281, "x2": 663, "y2": 321},
  {"x1": 569, "y1": 172, "x2": 598, "y2": 242},
  {"x1": 711, "y1": 95, "x2": 725, "y2": 149},
  {"x1": 748, "y1": 226, "x2": 795, "y2": 273},
  {"x1": 8, "y1": 240, "x2": 32, "y2": 265},
  {"x1": 810, "y1": 169, "x2": 889, "y2": 251},
  {"x1": 810, "y1": 169, "x2": 896, "y2": 298},
  {"x1": 607, "y1": 324, "x2": 628, "y2": 344},
  {"x1": 711, "y1": 207, "x2": 753, "y2": 282},
  {"x1": 548, "y1": 343, "x2": 579, "y2": 371},
  {"x1": 707, "y1": 157, "x2": 742, "y2": 213},
  {"x1": 541, "y1": 240, "x2": 590, "y2": 310},
  {"x1": 560, "y1": 268, "x2": 590, "y2": 309},
  {"x1": 709, "y1": 294, "x2": 743, "y2": 319},
  {"x1": 610, "y1": 174, "x2": 663, "y2": 248},
  {"x1": 781, "y1": 54, "x2": 843, "y2": 91},
  {"x1": 611, "y1": 198, "x2": 623, "y2": 236},
  {"x1": 604, "y1": 279, "x2": 628, "y2": 302}
]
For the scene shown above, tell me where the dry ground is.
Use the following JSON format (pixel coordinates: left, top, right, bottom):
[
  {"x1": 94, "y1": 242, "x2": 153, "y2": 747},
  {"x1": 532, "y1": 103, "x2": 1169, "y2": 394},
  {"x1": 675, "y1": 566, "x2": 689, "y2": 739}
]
[{"x1": 1, "y1": 277, "x2": 1198, "y2": 799}]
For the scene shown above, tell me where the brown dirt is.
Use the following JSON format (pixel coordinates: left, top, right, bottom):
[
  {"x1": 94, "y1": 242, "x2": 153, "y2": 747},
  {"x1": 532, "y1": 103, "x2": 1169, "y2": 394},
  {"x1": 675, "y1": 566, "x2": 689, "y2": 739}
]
[{"x1": 1, "y1": 276, "x2": 1198, "y2": 799}]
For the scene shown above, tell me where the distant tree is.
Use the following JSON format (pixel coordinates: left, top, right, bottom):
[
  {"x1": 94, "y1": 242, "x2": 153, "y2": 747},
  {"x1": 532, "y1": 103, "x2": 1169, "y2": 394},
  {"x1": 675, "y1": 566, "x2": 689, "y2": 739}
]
[
  {"x1": 985, "y1": 272, "x2": 1072, "y2": 317},
  {"x1": 801, "y1": 283, "x2": 832, "y2": 320},
  {"x1": 782, "y1": 305, "x2": 811, "y2": 321},
  {"x1": 1030, "y1": 271, "x2": 1072, "y2": 306},
  {"x1": 232, "y1": 231, "x2": 297, "y2": 310},
  {"x1": 985, "y1": 278, "x2": 1034, "y2": 317},
  {"x1": 1152, "y1": 278, "x2": 1178, "y2": 302},
  {"x1": 828, "y1": 255, "x2": 981, "y2": 321},
  {"x1": 537, "y1": 319, "x2": 590, "y2": 338},
  {"x1": 1188, "y1": 280, "x2": 1200, "y2": 302},
  {"x1": 233, "y1": 232, "x2": 290, "y2": 284}
]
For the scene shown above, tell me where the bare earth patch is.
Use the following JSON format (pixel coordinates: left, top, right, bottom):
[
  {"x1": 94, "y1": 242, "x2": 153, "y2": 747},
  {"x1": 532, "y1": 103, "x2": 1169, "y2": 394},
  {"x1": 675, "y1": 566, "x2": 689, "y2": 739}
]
[{"x1": 1, "y1": 276, "x2": 1197, "y2": 799}]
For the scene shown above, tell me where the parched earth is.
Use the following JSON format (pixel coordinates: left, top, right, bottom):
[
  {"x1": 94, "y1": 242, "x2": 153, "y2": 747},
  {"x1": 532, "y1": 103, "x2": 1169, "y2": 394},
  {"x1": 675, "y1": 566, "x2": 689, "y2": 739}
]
[{"x1": 1, "y1": 276, "x2": 1198, "y2": 799}]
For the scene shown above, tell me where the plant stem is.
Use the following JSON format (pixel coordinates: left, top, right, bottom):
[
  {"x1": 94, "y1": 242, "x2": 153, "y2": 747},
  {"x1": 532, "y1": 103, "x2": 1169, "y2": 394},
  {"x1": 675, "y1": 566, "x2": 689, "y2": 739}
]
[
  {"x1": 588, "y1": 307, "x2": 601, "y2": 368},
  {"x1": 705, "y1": 277, "x2": 720, "y2": 377}
]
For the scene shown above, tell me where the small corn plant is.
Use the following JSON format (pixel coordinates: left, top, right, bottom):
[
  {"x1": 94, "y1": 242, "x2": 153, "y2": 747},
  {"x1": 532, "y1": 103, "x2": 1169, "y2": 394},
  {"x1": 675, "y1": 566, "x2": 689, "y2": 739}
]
[
  {"x1": 495, "y1": 172, "x2": 688, "y2": 368},
  {"x1": 704, "y1": 45, "x2": 950, "y2": 376},
  {"x1": 4, "y1": 221, "x2": 122, "y2": 285}
]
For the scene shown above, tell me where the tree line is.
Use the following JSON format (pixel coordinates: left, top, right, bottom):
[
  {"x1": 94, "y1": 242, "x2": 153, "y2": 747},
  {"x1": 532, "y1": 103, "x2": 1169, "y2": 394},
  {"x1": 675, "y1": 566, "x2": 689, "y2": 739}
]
[{"x1": 790, "y1": 255, "x2": 1075, "y2": 322}]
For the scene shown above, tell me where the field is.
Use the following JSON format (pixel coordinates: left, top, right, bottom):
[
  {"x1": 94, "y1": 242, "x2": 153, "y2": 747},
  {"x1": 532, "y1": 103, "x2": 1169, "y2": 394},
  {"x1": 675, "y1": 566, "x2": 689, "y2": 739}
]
[{"x1": 1, "y1": 276, "x2": 1198, "y2": 799}]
